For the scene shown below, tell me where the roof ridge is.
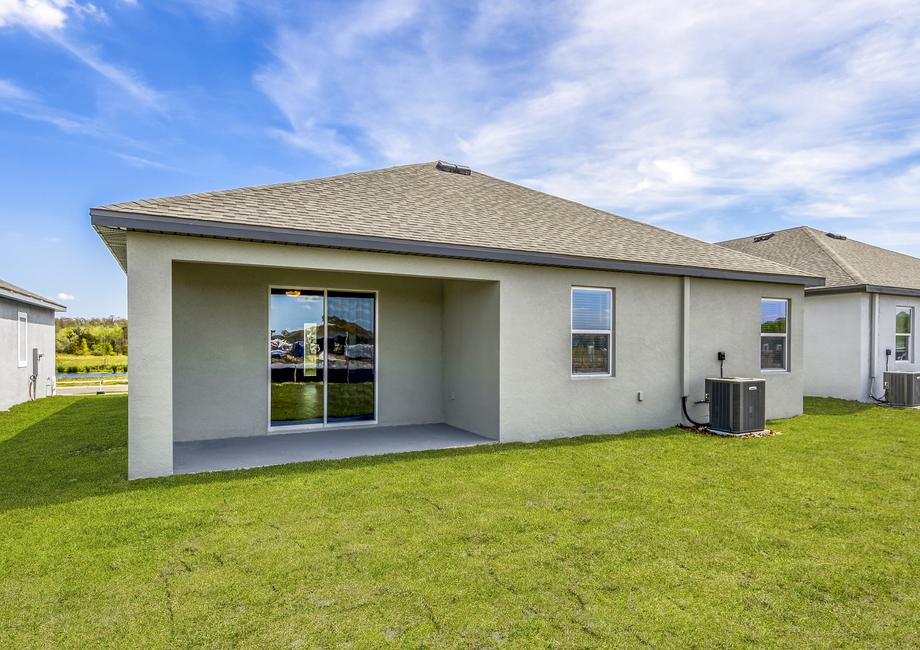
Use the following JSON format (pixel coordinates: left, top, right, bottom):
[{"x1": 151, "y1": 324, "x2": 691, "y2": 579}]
[
  {"x1": 801, "y1": 226, "x2": 866, "y2": 284},
  {"x1": 718, "y1": 225, "x2": 808, "y2": 245},
  {"x1": 823, "y1": 228, "x2": 920, "y2": 264}
]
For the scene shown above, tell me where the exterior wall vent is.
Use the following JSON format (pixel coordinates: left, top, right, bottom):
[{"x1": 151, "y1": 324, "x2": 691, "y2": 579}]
[
  {"x1": 436, "y1": 161, "x2": 472, "y2": 176},
  {"x1": 826, "y1": 232, "x2": 847, "y2": 240},
  {"x1": 884, "y1": 371, "x2": 920, "y2": 406},
  {"x1": 753, "y1": 233, "x2": 775, "y2": 243},
  {"x1": 705, "y1": 377, "x2": 766, "y2": 434}
]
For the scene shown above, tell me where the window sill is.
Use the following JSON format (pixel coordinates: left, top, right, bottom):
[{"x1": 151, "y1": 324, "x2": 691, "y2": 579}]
[
  {"x1": 760, "y1": 369, "x2": 791, "y2": 374},
  {"x1": 571, "y1": 373, "x2": 614, "y2": 380}
]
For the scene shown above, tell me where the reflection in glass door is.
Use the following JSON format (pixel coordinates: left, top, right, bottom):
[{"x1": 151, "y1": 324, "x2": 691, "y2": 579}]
[
  {"x1": 326, "y1": 292, "x2": 376, "y2": 423},
  {"x1": 270, "y1": 289, "x2": 325, "y2": 427},
  {"x1": 269, "y1": 288, "x2": 376, "y2": 428}
]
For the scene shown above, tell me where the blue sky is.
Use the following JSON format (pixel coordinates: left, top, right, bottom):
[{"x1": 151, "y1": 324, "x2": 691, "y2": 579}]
[{"x1": 1, "y1": 0, "x2": 919, "y2": 317}]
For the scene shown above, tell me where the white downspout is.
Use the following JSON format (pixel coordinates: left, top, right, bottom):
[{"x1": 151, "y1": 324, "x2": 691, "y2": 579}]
[
  {"x1": 681, "y1": 276, "x2": 691, "y2": 400},
  {"x1": 868, "y1": 292, "x2": 879, "y2": 399}
]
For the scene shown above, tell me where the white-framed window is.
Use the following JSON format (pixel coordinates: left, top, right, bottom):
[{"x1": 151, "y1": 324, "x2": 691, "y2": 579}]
[
  {"x1": 895, "y1": 306, "x2": 913, "y2": 362},
  {"x1": 17, "y1": 312, "x2": 28, "y2": 368},
  {"x1": 760, "y1": 298, "x2": 789, "y2": 371},
  {"x1": 571, "y1": 287, "x2": 613, "y2": 376}
]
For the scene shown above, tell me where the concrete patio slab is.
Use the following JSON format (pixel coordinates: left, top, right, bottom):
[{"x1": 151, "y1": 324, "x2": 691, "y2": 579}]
[{"x1": 173, "y1": 423, "x2": 496, "y2": 475}]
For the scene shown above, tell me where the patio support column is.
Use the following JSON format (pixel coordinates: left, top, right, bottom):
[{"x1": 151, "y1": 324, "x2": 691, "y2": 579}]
[{"x1": 127, "y1": 233, "x2": 173, "y2": 479}]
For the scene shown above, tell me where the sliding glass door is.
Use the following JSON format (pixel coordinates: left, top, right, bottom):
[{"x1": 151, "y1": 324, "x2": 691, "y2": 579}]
[
  {"x1": 269, "y1": 289, "x2": 325, "y2": 427},
  {"x1": 269, "y1": 288, "x2": 376, "y2": 429},
  {"x1": 326, "y1": 292, "x2": 376, "y2": 423}
]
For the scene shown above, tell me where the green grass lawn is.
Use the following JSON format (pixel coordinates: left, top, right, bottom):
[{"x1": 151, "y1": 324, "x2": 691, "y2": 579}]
[{"x1": 0, "y1": 396, "x2": 917, "y2": 648}]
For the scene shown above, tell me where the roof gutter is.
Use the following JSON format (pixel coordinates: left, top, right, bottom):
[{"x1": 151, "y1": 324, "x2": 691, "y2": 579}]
[
  {"x1": 0, "y1": 286, "x2": 66, "y2": 311},
  {"x1": 807, "y1": 284, "x2": 920, "y2": 298},
  {"x1": 91, "y1": 209, "x2": 824, "y2": 287}
]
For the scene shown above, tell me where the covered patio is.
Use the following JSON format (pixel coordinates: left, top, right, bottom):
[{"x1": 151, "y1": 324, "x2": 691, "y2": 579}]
[
  {"x1": 173, "y1": 423, "x2": 495, "y2": 474},
  {"x1": 144, "y1": 258, "x2": 502, "y2": 477}
]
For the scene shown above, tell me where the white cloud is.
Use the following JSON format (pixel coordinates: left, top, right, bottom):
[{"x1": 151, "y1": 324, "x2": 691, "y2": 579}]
[
  {"x1": 0, "y1": 78, "x2": 32, "y2": 101},
  {"x1": 0, "y1": 0, "x2": 69, "y2": 30},
  {"x1": 1, "y1": 0, "x2": 162, "y2": 108},
  {"x1": 47, "y1": 32, "x2": 162, "y2": 106},
  {"x1": 113, "y1": 151, "x2": 183, "y2": 172},
  {"x1": 0, "y1": 78, "x2": 129, "y2": 136},
  {"x1": 172, "y1": 0, "x2": 238, "y2": 20},
  {"x1": 255, "y1": 0, "x2": 423, "y2": 165},
  {"x1": 57, "y1": 292, "x2": 75, "y2": 301},
  {"x1": 0, "y1": 0, "x2": 103, "y2": 31},
  {"x1": 0, "y1": 76, "x2": 103, "y2": 133},
  {"x1": 254, "y1": 0, "x2": 920, "y2": 252}
]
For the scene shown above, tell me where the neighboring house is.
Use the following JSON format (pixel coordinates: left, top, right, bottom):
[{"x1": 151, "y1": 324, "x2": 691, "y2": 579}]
[
  {"x1": 1, "y1": 279, "x2": 65, "y2": 411},
  {"x1": 91, "y1": 161, "x2": 821, "y2": 479},
  {"x1": 719, "y1": 226, "x2": 920, "y2": 402}
]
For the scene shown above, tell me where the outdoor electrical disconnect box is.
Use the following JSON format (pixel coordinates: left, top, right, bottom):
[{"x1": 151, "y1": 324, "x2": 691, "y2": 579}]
[{"x1": 705, "y1": 377, "x2": 766, "y2": 434}]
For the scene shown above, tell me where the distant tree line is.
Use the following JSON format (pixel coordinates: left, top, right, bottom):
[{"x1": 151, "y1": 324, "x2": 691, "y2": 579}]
[{"x1": 56, "y1": 317, "x2": 128, "y2": 356}]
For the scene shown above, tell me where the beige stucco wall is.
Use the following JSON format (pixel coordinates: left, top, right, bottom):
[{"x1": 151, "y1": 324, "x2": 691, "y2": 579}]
[
  {"x1": 0, "y1": 297, "x2": 56, "y2": 411},
  {"x1": 442, "y1": 279, "x2": 500, "y2": 438},
  {"x1": 128, "y1": 237, "x2": 174, "y2": 479},
  {"x1": 492, "y1": 266, "x2": 682, "y2": 439},
  {"x1": 172, "y1": 263, "x2": 450, "y2": 441},
  {"x1": 127, "y1": 231, "x2": 807, "y2": 478},
  {"x1": 687, "y1": 278, "x2": 804, "y2": 420},
  {"x1": 492, "y1": 268, "x2": 804, "y2": 440}
]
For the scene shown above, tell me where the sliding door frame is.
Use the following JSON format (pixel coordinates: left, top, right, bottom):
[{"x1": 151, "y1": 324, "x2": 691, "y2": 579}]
[{"x1": 267, "y1": 284, "x2": 379, "y2": 433}]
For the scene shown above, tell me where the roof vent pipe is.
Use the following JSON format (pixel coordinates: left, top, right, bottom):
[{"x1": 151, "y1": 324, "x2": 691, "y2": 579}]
[{"x1": 436, "y1": 161, "x2": 472, "y2": 175}]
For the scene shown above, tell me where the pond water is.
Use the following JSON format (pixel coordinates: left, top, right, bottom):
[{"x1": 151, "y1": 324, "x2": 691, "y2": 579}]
[{"x1": 57, "y1": 372, "x2": 128, "y2": 378}]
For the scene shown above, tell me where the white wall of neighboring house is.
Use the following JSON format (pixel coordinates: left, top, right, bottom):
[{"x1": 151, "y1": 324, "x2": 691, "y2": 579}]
[
  {"x1": 803, "y1": 293, "x2": 869, "y2": 401},
  {"x1": 127, "y1": 231, "x2": 808, "y2": 479},
  {"x1": 0, "y1": 296, "x2": 57, "y2": 411},
  {"x1": 802, "y1": 292, "x2": 920, "y2": 401},
  {"x1": 873, "y1": 294, "x2": 920, "y2": 396}
]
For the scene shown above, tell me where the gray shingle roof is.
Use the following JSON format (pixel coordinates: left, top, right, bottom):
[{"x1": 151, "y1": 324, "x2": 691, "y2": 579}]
[
  {"x1": 0, "y1": 278, "x2": 66, "y2": 310},
  {"x1": 719, "y1": 226, "x2": 920, "y2": 292},
  {"x1": 93, "y1": 161, "x2": 819, "y2": 283}
]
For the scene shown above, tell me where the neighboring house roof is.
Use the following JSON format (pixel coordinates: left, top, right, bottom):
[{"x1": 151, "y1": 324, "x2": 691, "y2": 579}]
[
  {"x1": 719, "y1": 226, "x2": 920, "y2": 296},
  {"x1": 92, "y1": 161, "x2": 821, "y2": 286},
  {"x1": 0, "y1": 278, "x2": 66, "y2": 311}
]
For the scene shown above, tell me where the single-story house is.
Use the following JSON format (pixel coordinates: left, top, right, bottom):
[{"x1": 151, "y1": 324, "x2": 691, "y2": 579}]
[
  {"x1": 92, "y1": 161, "x2": 822, "y2": 479},
  {"x1": 719, "y1": 226, "x2": 920, "y2": 401},
  {"x1": 1, "y1": 279, "x2": 65, "y2": 411}
]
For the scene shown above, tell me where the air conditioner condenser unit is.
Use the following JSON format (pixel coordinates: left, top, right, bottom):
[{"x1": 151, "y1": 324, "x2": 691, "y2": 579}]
[
  {"x1": 884, "y1": 371, "x2": 920, "y2": 407},
  {"x1": 705, "y1": 377, "x2": 766, "y2": 435}
]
